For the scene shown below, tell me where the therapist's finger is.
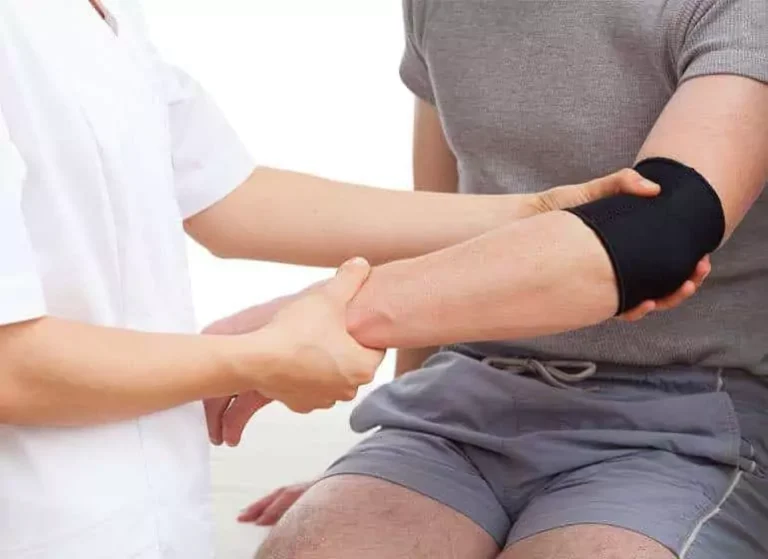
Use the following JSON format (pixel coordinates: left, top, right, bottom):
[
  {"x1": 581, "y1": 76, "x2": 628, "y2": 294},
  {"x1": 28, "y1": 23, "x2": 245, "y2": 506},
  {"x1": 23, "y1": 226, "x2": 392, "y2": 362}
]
[
  {"x1": 222, "y1": 391, "x2": 273, "y2": 447},
  {"x1": 323, "y1": 257, "x2": 371, "y2": 304},
  {"x1": 204, "y1": 396, "x2": 233, "y2": 446}
]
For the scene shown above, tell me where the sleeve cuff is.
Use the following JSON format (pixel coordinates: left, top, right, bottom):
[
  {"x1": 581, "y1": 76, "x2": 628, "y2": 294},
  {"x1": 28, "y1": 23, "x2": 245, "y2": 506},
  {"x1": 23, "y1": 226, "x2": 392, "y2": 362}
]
[
  {"x1": 680, "y1": 51, "x2": 768, "y2": 85},
  {"x1": 176, "y1": 144, "x2": 255, "y2": 220},
  {"x1": 400, "y1": 39, "x2": 436, "y2": 105},
  {"x1": 0, "y1": 275, "x2": 47, "y2": 325}
]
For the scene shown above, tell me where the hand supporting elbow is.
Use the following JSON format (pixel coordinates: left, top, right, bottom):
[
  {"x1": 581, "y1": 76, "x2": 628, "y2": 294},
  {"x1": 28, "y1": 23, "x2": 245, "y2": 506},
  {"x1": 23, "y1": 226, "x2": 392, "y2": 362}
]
[{"x1": 567, "y1": 158, "x2": 725, "y2": 314}]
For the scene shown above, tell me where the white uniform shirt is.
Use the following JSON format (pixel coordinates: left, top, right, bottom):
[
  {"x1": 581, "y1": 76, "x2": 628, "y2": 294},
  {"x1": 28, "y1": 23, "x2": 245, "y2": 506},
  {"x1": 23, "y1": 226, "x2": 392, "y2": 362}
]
[{"x1": 0, "y1": 1, "x2": 254, "y2": 556}]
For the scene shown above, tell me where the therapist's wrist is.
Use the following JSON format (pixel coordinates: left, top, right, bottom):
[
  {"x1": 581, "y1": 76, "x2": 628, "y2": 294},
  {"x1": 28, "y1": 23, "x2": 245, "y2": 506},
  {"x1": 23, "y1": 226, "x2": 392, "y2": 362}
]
[
  {"x1": 217, "y1": 326, "x2": 297, "y2": 397},
  {"x1": 493, "y1": 193, "x2": 541, "y2": 221},
  {"x1": 202, "y1": 334, "x2": 267, "y2": 397}
]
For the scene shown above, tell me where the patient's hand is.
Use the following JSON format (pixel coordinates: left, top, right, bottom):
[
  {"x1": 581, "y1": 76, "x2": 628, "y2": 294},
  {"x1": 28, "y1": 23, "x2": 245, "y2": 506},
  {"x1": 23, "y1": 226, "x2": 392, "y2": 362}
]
[
  {"x1": 533, "y1": 169, "x2": 711, "y2": 321},
  {"x1": 237, "y1": 482, "x2": 313, "y2": 525}
]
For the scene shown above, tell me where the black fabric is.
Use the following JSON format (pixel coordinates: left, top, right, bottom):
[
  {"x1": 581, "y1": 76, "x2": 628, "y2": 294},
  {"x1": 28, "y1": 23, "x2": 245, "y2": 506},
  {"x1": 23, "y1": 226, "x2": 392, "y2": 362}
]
[{"x1": 567, "y1": 158, "x2": 725, "y2": 314}]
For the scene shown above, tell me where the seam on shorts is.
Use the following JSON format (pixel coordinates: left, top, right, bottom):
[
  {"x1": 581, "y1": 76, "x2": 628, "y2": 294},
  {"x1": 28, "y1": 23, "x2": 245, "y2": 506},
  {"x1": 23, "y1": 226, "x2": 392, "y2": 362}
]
[
  {"x1": 678, "y1": 467, "x2": 743, "y2": 559},
  {"x1": 679, "y1": 368, "x2": 750, "y2": 557},
  {"x1": 451, "y1": 441, "x2": 509, "y2": 497},
  {"x1": 741, "y1": 441, "x2": 759, "y2": 476},
  {"x1": 324, "y1": 449, "x2": 509, "y2": 546},
  {"x1": 715, "y1": 368, "x2": 724, "y2": 392},
  {"x1": 350, "y1": 441, "x2": 488, "y2": 480},
  {"x1": 718, "y1": 372, "x2": 762, "y2": 476},
  {"x1": 718, "y1": 370, "x2": 745, "y2": 471}
]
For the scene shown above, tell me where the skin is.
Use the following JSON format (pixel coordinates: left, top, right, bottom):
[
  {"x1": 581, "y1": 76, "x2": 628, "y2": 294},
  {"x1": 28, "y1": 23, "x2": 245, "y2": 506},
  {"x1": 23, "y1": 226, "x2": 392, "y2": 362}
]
[
  {"x1": 253, "y1": 74, "x2": 768, "y2": 559},
  {"x1": 254, "y1": 476, "x2": 672, "y2": 559},
  {"x1": 2, "y1": 6, "x2": 701, "y2": 430},
  {"x1": 226, "y1": 99, "x2": 710, "y2": 524},
  {"x1": 200, "y1": 166, "x2": 712, "y2": 448},
  {"x1": 5, "y1": 0, "x2": 675, "y2": 429},
  {"x1": 342, "y1": 78, "x2": 767, "y2": 350},
  {"x1": 31, "y1": 0, "x2": 716, "y2": 539},
  {"x1": 200, "y1": 167, "x2": 700, "y2": 445},
  {"x1": 8, "y1": 4, "x2": 745, "y2": 555},
  {"x1": 0, "y1": 258, "x2": 383, "y2": 425}
]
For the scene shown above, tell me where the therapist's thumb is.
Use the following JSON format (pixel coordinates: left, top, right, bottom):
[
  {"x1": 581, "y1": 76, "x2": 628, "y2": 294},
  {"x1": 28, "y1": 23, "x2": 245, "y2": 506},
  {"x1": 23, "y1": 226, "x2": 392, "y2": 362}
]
[{"x1": 324, "y1": 257, "x2": 371, "y2": 303}]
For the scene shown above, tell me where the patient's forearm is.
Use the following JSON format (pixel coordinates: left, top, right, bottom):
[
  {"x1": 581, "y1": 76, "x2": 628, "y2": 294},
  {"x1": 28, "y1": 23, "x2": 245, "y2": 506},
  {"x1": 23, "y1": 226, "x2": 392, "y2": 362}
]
[{"x1": 347, "y1": 211, "x2": 618, "y2": 349}]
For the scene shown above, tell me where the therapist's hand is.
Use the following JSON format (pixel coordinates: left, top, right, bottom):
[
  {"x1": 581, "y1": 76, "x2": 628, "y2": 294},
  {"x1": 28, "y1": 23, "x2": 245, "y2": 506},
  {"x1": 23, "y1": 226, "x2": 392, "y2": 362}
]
[
  {"x1": 203, "y1": 390, "x2": 272, "y2": 447},
  {"x1": 204, "y1": 298, "x2": 288, "y2": 446},
  {"x1": 533, "y1": 169, "x2": 711, "y2": 320},
  {"x1": 204, "y1": 292, "x2": 303, "y2": 337},
  {"x1": 203, "y1": 283, "x2": 327, "y2": 446},
  {"x1": 234, "y1": 258, "x2": 384, "y2": 414}
]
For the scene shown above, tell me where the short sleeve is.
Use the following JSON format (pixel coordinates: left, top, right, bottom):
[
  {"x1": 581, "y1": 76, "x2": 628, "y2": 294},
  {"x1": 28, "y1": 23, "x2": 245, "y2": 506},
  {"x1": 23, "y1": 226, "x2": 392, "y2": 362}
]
[
  {"x1": 400, "y1": 0, "x2": 436, "y2": 104},
  {"x1": 163, "y1": 68, "x2": 255, "y2": 219},
  {"x1": 0, "y1": 107, "x2": 46, "y2": 325},
  {"x1": 672, "y1": 0, "x2": 768, "y2": 85},
  {"x1": 114, "y1": 0, "x2": 255, "y2": 219}
]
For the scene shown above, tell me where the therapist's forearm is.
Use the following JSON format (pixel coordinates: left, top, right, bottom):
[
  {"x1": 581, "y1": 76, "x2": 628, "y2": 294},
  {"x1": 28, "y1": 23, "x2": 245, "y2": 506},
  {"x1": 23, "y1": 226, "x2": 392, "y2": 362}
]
[
  {"x1": 185, "y1": 167, "x2": 535, "y2": 267},
  {"x1": 347, "y1": 211, "x2": 618, "y2": 349},
  {"x1": 0, "y1": 317, "x2": 260, "y2": 426}
]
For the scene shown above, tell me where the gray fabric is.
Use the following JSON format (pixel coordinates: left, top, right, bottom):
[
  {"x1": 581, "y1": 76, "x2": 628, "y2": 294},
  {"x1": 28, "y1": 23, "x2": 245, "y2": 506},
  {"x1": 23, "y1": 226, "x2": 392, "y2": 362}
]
[
  {"x1": 325, "y1": 350, "x2": 768, "y2": 556},
  {"x1": 400, "y1": 0, "x2": 768, "y2": 375}
]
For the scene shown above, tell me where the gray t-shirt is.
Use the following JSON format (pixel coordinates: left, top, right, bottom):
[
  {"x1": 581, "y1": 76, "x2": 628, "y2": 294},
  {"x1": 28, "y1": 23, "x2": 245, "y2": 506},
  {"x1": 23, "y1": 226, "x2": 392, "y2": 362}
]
[{"x1": 401, "y1": 0, "x2": 768, "y2": 374}]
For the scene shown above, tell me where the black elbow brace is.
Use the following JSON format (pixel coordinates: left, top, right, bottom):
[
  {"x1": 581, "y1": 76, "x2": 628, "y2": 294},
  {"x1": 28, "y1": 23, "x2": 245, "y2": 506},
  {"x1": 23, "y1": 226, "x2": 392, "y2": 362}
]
[{"x1": 566, "y1": 157, "x2": 725, "y2": 314}]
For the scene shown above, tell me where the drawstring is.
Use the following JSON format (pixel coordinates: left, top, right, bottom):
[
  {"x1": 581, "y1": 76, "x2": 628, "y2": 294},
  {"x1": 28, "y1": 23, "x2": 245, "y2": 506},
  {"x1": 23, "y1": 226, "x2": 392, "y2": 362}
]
[{"x1": 482, "y1": 356, "x2": 598, "y2": 391}]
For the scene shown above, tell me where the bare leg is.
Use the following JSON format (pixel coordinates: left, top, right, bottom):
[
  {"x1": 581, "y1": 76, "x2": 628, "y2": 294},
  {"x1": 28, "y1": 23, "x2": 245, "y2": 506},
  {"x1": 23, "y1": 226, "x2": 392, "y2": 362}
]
[
  {"x1": 256, "y1": 475, "x2": 499, "y2": 559},
  {"x1": 499, "y1": 525, "x2": 674, "y2": 559}
]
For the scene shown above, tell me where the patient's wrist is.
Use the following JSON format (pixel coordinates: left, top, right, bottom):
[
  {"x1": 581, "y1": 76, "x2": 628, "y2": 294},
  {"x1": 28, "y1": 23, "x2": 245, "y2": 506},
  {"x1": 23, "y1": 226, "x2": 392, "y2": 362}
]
[{"x1": 345, "y1": 268, "x2": 398, "y2": 350}]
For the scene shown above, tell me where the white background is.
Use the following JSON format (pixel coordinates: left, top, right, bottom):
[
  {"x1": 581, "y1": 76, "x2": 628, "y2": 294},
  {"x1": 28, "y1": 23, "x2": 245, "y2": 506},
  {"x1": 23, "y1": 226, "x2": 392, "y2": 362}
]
[{"x1": 140, "y1": 1, "x2": 411, "y2": 556}]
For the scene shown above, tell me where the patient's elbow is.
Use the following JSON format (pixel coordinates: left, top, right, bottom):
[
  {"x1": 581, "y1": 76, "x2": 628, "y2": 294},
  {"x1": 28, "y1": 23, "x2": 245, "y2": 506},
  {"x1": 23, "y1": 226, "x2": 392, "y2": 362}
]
[{"x1": 566, "y1": 158, "x2": 725, "y2": 313}]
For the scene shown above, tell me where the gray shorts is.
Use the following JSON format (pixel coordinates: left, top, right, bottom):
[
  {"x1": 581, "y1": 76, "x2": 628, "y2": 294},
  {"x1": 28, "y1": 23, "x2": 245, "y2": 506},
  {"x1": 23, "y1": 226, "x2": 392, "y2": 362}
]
[{"x1": 325, "y1": 347, "x2": 768, "y2": 558}]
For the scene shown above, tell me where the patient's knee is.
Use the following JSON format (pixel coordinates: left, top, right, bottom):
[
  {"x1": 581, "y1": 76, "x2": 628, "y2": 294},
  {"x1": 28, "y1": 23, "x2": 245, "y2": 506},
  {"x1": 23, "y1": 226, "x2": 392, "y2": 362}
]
[
  {"x1": 255, "y1": 529, "x2": 297, "y2": 559},
  {"x1": 254, "y1": 476, "x2": 374, "y2": 559},
  {"x1": 255, "y1": 501, "x2": 328, "y2": 559}
]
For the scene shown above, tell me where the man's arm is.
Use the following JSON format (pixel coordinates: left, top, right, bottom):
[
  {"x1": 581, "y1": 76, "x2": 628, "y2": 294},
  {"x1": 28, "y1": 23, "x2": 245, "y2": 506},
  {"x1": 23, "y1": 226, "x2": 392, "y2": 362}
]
[
  {"x1": 636, "y1": 76, "x2": 767, "y2": 239},
  {"x1": 201, "y1": 98, "x2": 706, "y2": 448},
  {"x1": 347, "y1": 75, "x2": 768, "y2": 349}
]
